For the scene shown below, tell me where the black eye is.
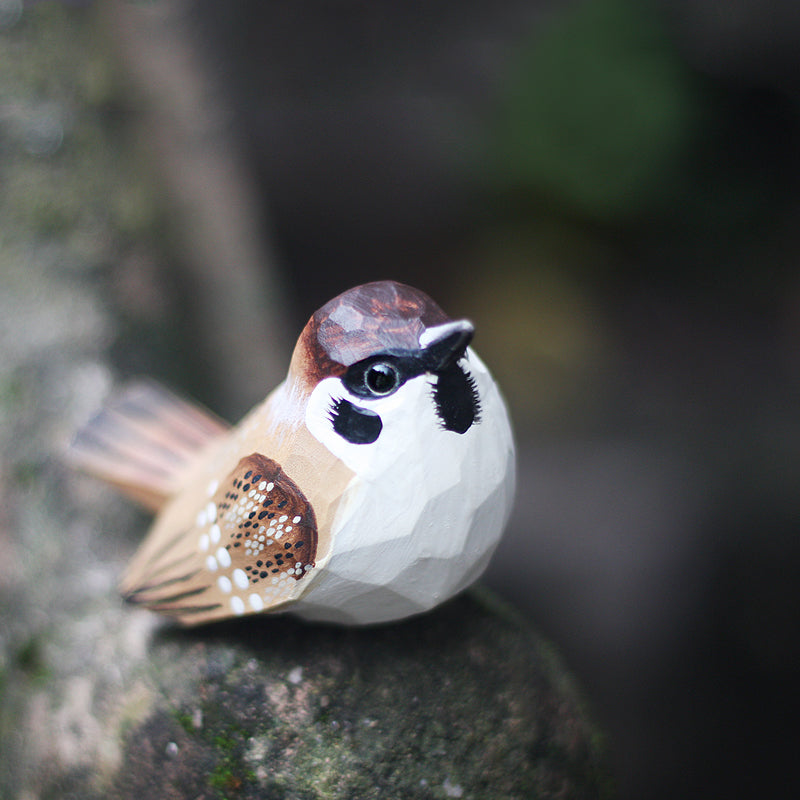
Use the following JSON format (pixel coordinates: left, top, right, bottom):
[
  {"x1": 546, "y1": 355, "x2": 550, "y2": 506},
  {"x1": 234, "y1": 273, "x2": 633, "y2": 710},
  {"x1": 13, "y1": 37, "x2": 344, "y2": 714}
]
[{"x1": 365, "y1": 363, "x2": 400, "y2": 396}]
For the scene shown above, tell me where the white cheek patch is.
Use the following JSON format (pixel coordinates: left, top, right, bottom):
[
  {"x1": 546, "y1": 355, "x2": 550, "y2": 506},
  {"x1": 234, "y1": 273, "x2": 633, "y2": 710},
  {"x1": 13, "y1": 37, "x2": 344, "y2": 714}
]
[
  {"x1": 305, "y1": 376, "x2": 439, "y2": 476},
  {"x1": 464, "y1": 346, "x2": 486, "y2": 372}
]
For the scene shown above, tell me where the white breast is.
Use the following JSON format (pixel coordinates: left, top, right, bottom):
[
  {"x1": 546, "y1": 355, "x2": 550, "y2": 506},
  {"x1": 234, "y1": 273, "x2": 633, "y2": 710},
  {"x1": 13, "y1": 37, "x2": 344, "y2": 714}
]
[{"x1": 298, "y1": 348, "x2": 515, "y2": 624}]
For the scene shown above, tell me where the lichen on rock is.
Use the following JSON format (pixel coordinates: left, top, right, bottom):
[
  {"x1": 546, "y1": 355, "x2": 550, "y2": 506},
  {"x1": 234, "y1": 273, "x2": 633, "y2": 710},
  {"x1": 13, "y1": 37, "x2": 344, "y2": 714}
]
[{"x1": 107, "y1": 593, "x2": 611, "y2": 800}]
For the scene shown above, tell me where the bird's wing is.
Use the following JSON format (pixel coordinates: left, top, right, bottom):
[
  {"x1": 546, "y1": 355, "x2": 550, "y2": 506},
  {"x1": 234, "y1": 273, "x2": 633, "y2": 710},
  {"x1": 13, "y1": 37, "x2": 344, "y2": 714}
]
[{"x1": 119, "y1": 452, "x2": 318, "y2": 625}]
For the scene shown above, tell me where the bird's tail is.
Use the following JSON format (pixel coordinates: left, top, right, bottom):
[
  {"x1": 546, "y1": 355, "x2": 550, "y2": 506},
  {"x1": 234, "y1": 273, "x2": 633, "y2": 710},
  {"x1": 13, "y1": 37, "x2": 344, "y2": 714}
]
[{"x1": 68, "y1": 380, "x2": 230, "y2": 511}]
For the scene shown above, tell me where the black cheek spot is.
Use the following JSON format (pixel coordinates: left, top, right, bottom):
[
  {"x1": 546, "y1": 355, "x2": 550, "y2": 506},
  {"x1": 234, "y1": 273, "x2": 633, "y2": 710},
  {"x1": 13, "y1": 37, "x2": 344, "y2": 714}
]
[
  {"x1": 329, "y1": 398, "x2": 382, "y2": 444},
  {"x1": 433, "y1": 363, "x2": 482, "y2": 434}
]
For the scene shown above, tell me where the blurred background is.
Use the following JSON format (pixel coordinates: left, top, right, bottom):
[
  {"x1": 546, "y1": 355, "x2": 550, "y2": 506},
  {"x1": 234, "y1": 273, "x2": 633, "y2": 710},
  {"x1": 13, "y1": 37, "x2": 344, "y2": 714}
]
[{"x1": 4, "y1": 0, "x2": 800, "y2": 797}]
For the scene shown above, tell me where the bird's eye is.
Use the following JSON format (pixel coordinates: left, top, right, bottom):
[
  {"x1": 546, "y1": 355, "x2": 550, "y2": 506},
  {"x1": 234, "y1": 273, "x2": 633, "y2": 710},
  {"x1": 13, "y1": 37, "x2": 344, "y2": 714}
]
[
  {"x1": 342, "y1": 356, "x2": 409, "y2": 399},
  {"x1": 365, "y1": 362, "x2": 400, "y2": 396}
]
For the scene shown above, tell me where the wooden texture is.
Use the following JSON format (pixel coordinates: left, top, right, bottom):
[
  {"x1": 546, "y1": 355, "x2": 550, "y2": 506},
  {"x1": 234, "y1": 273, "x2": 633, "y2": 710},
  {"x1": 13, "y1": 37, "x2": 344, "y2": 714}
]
[
  {"x1": 122, "y1": 453, "x2": 318, "y2": 624},
  {"x1": 74, "y1": 281, "x2": 515, "y2": 625},
  {"x1": 293, "y1": 280, "x2": 450, "y2": 389}
]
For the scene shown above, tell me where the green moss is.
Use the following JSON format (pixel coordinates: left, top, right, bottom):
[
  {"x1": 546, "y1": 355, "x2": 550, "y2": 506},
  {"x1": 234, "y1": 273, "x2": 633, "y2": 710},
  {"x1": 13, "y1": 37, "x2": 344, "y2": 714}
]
[
  {"x1": 172, "y1": 710, "x2": 196, "y2": 736},
  {"x1": 0, "y1": 375, "x2": 24, "y2": 410},
  {"x1": 211, "y1": 731, "x2": 238, "y2": 755},
  {"x1": 14, "y1": 635, "x2": 50, "y2": 685},
  {"x1": 208, "y1": 759, "x2": 256, "y2": 799},
  {"x1": 167, "y1": 706, "x2": 257, "y2": 799},
  {"x1": 205, "y1": 730, "x2": 257, "y2": 799}
]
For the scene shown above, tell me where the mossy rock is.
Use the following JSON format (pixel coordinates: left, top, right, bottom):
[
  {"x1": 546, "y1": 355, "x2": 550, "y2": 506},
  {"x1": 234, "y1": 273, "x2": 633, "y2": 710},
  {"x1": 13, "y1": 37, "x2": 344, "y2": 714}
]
[{"x1": 2, "y1": 585, "x2": 610, "y2": 800}]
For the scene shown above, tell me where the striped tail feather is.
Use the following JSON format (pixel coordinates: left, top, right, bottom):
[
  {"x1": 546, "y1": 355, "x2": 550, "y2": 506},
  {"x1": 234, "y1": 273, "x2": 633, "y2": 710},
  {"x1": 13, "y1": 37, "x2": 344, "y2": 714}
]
[{"x1": 68, "y1": 380, "x2": 230, "y2": 511}]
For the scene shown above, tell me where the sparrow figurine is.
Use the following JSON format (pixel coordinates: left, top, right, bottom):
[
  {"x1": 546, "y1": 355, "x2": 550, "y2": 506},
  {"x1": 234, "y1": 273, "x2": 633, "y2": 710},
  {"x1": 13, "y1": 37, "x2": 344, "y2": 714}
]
[{"x1": 70, "y1": 281, "x2": 515, "y2": 625}]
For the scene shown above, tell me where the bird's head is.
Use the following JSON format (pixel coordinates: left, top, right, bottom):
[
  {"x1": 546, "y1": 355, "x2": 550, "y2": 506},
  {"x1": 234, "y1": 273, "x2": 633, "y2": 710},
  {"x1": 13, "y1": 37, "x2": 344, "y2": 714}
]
[{"x1": 287, "y1": 281, "x2": 486, "y2": 473}]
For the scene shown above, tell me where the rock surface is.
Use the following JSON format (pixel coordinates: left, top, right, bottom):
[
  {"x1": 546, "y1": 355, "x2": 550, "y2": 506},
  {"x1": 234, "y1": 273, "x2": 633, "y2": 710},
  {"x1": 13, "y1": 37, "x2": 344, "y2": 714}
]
[
  {"x1": 0, "y1": 5, "x2": 610, "y2": 799},
  {"x1": 5, "y1": 591, "x2": 611, "y2": 800}
]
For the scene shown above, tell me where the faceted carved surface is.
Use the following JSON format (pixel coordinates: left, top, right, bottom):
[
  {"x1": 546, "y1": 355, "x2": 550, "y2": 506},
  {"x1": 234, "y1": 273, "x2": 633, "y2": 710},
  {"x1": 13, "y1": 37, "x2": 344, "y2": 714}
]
[{"x1": 81, "y1": 280, "x2": 516, "y2": 626}]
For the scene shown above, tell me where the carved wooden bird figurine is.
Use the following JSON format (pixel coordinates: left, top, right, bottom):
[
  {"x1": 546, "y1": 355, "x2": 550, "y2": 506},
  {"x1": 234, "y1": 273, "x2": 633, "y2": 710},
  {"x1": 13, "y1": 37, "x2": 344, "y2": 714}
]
[{"x1": 70, "y1": 281, "x2": 515, "y2": 625}]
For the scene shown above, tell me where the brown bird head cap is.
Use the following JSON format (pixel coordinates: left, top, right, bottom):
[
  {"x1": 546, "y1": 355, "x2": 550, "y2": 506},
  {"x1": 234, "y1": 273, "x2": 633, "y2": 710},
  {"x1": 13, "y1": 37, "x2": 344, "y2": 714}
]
[{"x1": 289, "y1": 281, "x2": 453, "y2": 390}]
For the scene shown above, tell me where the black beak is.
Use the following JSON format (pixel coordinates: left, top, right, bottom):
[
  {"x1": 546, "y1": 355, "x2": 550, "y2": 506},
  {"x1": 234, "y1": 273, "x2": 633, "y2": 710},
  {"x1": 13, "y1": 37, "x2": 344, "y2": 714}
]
[{"x1": 420, "y1": 321, "x2": 474, "y2": 372}]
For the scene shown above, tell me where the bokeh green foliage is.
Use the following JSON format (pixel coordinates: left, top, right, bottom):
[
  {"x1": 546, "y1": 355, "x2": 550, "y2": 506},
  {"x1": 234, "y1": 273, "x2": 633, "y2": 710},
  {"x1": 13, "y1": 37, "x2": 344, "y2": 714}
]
[{"x1": 494, "y1": 0, "x2": 704, "y2": 221}]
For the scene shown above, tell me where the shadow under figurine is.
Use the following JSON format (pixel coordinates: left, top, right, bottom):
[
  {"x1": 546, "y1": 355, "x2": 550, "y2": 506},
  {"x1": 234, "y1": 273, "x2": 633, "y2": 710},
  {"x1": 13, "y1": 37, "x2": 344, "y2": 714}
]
[{"x1": 70, "y1": 281, "x2": 516, "y2": 625}]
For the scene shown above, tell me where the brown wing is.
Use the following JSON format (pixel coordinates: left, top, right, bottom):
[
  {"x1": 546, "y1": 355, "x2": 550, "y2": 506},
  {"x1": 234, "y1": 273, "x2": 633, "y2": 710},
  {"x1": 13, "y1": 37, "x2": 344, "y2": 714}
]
[{"x1": 121, "y1": 453, "x2": 318, "y2": 625}]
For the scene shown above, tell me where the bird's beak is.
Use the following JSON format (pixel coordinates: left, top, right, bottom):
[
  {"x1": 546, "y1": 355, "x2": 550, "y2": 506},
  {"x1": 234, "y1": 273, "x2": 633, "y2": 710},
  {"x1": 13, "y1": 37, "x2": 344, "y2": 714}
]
[{"x1": 419, "y1": 320, "x2": 475, "y2": 371}]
